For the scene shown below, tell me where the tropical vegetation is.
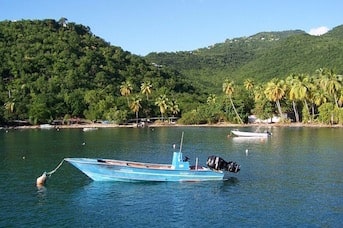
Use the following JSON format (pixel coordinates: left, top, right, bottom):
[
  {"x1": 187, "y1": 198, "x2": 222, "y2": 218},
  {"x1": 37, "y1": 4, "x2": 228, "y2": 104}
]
[{"x1": 0, "y1": 19, "x2": 342, "y2": 126}]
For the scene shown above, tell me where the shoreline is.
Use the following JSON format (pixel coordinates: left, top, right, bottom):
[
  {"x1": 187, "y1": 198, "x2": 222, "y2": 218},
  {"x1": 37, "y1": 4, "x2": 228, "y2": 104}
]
[{"x1": 4, "y1": 122, "x2": 343, "y2": 130}]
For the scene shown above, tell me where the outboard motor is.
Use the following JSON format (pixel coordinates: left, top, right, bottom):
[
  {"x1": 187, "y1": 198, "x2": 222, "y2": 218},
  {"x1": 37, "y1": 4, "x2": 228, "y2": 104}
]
[{"x1": 206, "y1": 155, "x2": 240, "y2": 173}]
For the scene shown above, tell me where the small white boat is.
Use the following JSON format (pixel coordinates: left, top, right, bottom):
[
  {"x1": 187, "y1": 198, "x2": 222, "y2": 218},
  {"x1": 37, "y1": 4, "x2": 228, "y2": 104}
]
[
  {"x1": 83, "y1": 127, "x2": 98, "y2": 132},
  {"x1": 231, "y1": 130, "x2": 271, "y2": 137},
  {"x1": 40, "y1": 124, "x2": 54, "y2": 129}
]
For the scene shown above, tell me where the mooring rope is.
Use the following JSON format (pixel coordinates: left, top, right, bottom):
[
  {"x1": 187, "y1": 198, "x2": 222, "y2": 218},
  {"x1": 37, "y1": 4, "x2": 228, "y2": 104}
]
[{"x1": 46, "y1": 159, "x2": 65, "y2": 176}]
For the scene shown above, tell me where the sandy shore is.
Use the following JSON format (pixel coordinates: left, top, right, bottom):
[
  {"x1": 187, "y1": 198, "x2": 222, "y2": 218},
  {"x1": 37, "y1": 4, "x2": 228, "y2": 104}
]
[{"x1": 6, "y1": 122, "x2": 342, "y2": 130}]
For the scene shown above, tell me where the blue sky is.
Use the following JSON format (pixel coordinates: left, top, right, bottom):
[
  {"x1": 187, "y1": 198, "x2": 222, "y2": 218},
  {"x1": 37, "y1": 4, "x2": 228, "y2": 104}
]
[{"x1": 1, "y1": 0, "x2": 342, "y2": 56}]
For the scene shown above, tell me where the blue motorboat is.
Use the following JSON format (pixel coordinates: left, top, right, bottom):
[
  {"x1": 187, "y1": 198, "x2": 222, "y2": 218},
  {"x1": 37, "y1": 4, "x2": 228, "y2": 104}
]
[{"x1": 65, "y1": 134, "x2": 240, "y2": 182}]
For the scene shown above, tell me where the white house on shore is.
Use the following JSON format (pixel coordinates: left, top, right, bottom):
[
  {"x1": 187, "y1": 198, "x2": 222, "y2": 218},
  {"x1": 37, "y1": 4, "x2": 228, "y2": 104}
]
[{"x1": 248, "y1": 114, "x2": 287, "y2": 124}]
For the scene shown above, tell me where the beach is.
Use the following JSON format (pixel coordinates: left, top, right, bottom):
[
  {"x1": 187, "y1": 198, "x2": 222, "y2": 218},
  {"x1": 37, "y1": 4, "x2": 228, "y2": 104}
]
[{"x1": 6, "y1": 121, "x2": 342, "y2": 130}]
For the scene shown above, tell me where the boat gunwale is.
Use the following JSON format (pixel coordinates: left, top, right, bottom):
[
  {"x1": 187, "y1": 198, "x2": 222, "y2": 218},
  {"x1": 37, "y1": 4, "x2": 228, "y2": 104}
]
[{"x1": 65, "y1": 158, "x2": 211, "y2": 171}]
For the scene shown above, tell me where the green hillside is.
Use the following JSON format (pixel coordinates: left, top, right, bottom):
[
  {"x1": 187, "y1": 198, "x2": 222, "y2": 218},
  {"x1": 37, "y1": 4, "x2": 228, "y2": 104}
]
[
  {"x1": 0, "y1": 19, "x2": 342, "y2": 126},
  {"x1": 145, "y1": 27, "x2": 343, "y2": 94},
  {"x1": 0, "y1": 19, "x2": 196, "y2": 125},
  {"x1": 237, "y1": 29, "x2": 343, "y2": 81}
]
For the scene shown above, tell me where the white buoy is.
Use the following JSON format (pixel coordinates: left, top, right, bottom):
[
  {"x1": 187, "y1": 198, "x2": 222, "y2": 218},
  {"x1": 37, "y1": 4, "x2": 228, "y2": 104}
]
[
  {"x1": 245, "y1": 149, "x2": 249, "y2": 156},
  {"x1": 36, "y1": 172, "x2": 47, "y2": 186},
  {"x1": 36, "y1": 159, "x2": 65, "y2": 187}
]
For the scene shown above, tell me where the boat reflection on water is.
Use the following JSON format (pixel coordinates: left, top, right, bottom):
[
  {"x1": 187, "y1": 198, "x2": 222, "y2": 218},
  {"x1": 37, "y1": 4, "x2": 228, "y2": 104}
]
[{"x1": 230, "y1": 136, "x2": 269, "y2": 144}]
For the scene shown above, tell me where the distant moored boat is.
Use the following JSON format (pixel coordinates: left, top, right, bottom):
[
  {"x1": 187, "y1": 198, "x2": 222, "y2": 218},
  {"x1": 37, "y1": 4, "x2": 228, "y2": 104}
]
[{"x1": 230, "y1": 129, "x2": 271, "y2": 137}]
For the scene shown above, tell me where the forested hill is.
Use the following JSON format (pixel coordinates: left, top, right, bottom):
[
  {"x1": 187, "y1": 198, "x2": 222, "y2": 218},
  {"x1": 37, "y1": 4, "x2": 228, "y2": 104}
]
[
  {"x1": 0, "y1": 19, "x2": 342, "y2": 125},
  {"x1": 0, "y1": 19, "x2": 195, "y2": 124},
  {"x1": 145, "y1": 25, "x2": 343, "y2": 93},
  {"x1": 146, "y1": 30, "x2": 305, "y2": 71}
]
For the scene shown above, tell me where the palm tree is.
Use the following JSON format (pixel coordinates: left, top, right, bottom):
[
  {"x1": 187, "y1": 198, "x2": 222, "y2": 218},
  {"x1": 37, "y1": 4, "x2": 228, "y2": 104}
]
[
  {"x1": 130, "y1": 95, "x2": 142, "y2": 126},
  {"x1": 312, "y1": 89, "x2": 328, "y2": 108},
  {"x1": 120, "y1": 81, "x2": 133, "y2": 106},
  {"x1": 253, "y1": 85, "x2": 265, "y2": 102},
  {"x1": 244, "y1": 79, "x2": 254, "y2": 91},
  {"x1": 222, "y1": 79, "x2": 243, "y2": 123},
  {"x1": 168, "y1": 99, "x2": 180, "y2": 117},
  {"x1": 317, "y1": 68, "x2": 342, "y2": 107},
  {"x1": 338, "y1": 88, "x2": 343, "y2": 107},
  {"x1": 306, "y1": 75, "x2": 323, "y2": 120},
  {"x1": 264, "y1": 78, "x2": 286, "y2": 119},
  {"x1": 207, "y1": 94, "x2": 216, "y2": 105},
  {"x1": 253, "y1": 84, "x2": 273, "y2": 120},
  {"x1": 286, "y1": 74, "x2": 300, "y2": 122},
  {"x1": 298, "y1": 74, "x2": 312, "y2": 117},
  {"x1": 155, "y1": 94, "x2": 168, "y2": 121},
  {"x1": 325, "y1": 70, "x2": 341, "y2": 107},
  {"x1": 4, "y1": 101, "x2": 15, "y2": 114},
  {"x1": 140, "y1": 81, "x2": 153, "y2": 101},
  {"x1": 286, "y1": 74, "x2": 309, "y2": 122}
]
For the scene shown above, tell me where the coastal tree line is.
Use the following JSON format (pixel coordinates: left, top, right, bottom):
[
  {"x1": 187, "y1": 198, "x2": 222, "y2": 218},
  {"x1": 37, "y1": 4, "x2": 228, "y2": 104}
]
[{"x1": 177, "y1": 67, "x2": 342, "y2": 125}]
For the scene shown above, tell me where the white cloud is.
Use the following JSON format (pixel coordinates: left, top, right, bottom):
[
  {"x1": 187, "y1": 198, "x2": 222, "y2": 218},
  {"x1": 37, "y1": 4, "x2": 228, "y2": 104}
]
[{"x1": 308, "y1": 26, "x2": 329, "y2": 36}]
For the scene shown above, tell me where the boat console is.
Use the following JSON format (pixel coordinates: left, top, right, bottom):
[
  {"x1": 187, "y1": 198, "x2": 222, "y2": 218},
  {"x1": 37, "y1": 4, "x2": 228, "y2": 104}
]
[{"x1": 171, "y1": 151, "x2": 190, "y2": 170}]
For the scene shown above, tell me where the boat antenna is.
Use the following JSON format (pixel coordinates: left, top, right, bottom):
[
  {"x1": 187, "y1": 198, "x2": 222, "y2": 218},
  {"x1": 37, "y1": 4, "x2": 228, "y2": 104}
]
[{"x1": 179, "y1": 132, "x2": 184, "y2": 153}]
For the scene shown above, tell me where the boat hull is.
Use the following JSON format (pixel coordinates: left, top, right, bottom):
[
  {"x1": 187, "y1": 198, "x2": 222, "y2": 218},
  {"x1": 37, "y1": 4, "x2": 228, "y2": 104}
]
[{"x1": 65, "y1": 158, "x2": 225, "y2": 182}]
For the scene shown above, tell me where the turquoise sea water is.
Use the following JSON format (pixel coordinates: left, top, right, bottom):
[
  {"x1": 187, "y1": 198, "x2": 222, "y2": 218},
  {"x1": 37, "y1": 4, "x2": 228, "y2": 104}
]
[{"x1": 0, "y1": 126, "x2": 342, "y2": 227}]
